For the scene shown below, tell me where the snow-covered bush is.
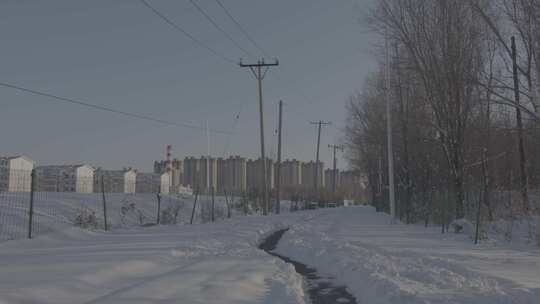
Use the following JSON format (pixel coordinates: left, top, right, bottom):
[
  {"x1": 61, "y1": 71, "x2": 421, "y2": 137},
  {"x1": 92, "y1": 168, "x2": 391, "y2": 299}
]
[
  {"x1": 73, "y1": 207, "x2": 99, "y2": 230},
  {"x1": 160, "y1": 205, "x2": 180, "y2": 225},
  {"x1": 119, "y1": 197, "x2": 148, "y2": 226}
]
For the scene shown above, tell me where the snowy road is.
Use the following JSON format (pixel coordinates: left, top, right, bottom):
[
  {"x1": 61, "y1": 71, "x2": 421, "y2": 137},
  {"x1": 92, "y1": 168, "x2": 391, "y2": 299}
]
[{"x1": 1, "y1": 206, "x2": 540, "y2": 303}]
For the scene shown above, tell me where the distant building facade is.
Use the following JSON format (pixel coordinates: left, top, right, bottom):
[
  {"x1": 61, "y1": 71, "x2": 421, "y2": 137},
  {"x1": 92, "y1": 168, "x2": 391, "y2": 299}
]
[
  {"x1": 324, "y1": 169, "x2": 341, "y2": 192},
  {"x1": 247, "y1": 158, "x2": 274, "y2": 193},
  {"x1": 183, "y1": 157, "x2": 200, "y2": 189},
  {"x1": 35, "y1": 164, "x2": 94, "y2": 193},
  {"x1": 280, "y1": 159, "x2": 303, "y2": 189},
  {"x1": 136, "y1": 172, "x2": 170, "y2": 194},
  {"x1": 217, "y1": 156, "x2": 247, "y2": 194},
  {"x1": 0, "y1": 155, "x2": 34, "y2": 192},
  {"x1": 199, "y1": 156, "x2": 218, "y2": 193},
  {"x1": 301, "y1": 161, "x2": 324, "y2": 190},
  {"x1": 154, "y1": 159, "x2": 183, "y2": 193},
  {"x1": 94, "y1": 168, "x2": 137, "y2": 193}
]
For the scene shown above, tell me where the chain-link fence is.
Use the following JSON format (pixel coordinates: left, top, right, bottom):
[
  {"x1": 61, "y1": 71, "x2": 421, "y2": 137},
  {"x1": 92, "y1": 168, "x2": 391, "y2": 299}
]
[
  {"x1": 0, "y1": 168, "x2": 294, "y2": 242},
  {"x1": 0, "y1": 168, "x2": 195, "y2": 241}
]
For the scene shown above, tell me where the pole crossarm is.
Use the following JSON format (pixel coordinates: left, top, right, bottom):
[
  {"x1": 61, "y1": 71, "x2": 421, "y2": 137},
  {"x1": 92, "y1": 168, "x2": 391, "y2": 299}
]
[{"x1": 239, "y1": 59, "x2": 279, "y2": 68}]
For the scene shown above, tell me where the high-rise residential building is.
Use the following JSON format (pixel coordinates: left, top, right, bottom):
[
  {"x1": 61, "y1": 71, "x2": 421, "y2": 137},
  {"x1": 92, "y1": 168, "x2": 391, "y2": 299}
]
[
  {"x1": 279, "y1": 159, "x2": 302, "y2": 188},
  {"x1": 199, "y1": 156, "x2": 218, "y2": 193},
  {"x1": 183, "y1": 157, "x2": 200, "y2": 189},
  {"x1": 246, "y1": 158, "x2": 274, "y2": 193},
  {"x1": 218, "y1": 156, "x2": 247, "y2": 195},
  {"x1": 301, "y1": 161, "x2": 324, "y2": 190},
  {"x1": 136, "y1": 172, "x2": 169, "y2": 194}
]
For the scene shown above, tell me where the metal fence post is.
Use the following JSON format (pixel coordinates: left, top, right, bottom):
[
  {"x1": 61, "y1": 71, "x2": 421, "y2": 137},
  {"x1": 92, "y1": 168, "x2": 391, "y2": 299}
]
[
  {"x1": 211, "y1": 187, "x2": 215, "y2": 222},
  {"x1": 156, "y1": 192, "x2": 161, "y2": 224},
  {"x1": 190, "y1": 187, "x2": 199, "y2": 225},
  {"x1": 101, "y1": 176, "x2": 108, "y2": 231},
  {"x1": 27, "y1": 169, "x2": 36, "y2": 239}
]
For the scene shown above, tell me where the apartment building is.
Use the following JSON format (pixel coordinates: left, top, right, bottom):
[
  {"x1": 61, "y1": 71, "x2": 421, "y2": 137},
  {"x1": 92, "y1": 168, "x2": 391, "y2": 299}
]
[
  {"x1": 94, "y1": 168, "x2": 137, "y2": 193},
  {"x1": 0, "y1": 155, "x2": 34, "y2": 192},
  {"x1": 35, "y1": 164, "x2": 94, "y2": 193}
]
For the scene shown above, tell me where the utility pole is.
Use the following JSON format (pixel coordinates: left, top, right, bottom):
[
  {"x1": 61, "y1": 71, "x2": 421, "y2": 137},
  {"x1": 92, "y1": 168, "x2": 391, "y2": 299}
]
[
  {"x1": 328, "y1": 144, "x2": 344, "y2": 197},
  {"x1": 240, "y1": 59, "x2": 279, "y2": 216},
  {"x1": 310, "y1": 121, "x2": 331, "y2": 195},
  {"x1": 511, "y1": 36, "x2": 529, "y2": 213},
  {"x1": 276, "y1": 100, "x2": 283, "y2": 214},
  {"x1": 385, "y1": 26, "x2": 396, "y2": 221}
]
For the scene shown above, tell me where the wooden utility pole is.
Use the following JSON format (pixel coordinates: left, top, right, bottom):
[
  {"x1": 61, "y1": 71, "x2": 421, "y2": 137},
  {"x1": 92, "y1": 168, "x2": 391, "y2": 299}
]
[
  {"x1": 385, "y1": 25, "x2": 396, "y2": 221},
  {"x1": 328, "y1": 144, "x2": 344, "y2": 196},
  {"x1": 310, "y1": 121, "x2": 331, "y2": 193},
  {"x1": 276, "y1": 100, "x2": 283, "y2": 214},
  {"x1": 511, "y1": 36, "x2": 529, "y2": 213},
  {"x1": 240, "y1": 59, "x2": 279, "y2": 216}
]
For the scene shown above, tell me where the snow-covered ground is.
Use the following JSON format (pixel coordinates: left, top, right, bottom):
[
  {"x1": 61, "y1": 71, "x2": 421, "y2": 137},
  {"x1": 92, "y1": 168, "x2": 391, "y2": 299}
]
[
  {"x1": 1, "y1": 206, "x2": 539, "y2": 303},
  {"x1": 0, "y1": 212, "x2": 308, "y2": 304},
  {"x1": 276, "y1": 206, "x2": 540, "y2": 304}
]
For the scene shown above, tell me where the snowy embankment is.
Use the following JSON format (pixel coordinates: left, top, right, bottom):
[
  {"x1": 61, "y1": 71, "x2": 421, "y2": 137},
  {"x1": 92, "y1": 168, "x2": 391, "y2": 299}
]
[
  {"x1": 276, "y1": 206, "x2": 540, "y2": 304},
  {"x1": 1, "y1": 206, "x2": 539, "y2": 303},
  {"x1": 0, "y1": 212, "x2": 308, "y2": 304},
  {"x1": 0, "y1": 192, "x2": 292, "y2": 241}
]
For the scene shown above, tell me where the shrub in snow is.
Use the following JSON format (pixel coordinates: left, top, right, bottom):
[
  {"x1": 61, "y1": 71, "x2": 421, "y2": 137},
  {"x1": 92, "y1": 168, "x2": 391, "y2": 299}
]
[
  {"x1": 119, "y1": 198, "x2": 147, "y2": 226},
  {"x1": 160, "y1": 205, "x2": 181, "y2": 225},
  {"x1": 73, "y1": 207, "x2": 99, "y2": 230}
]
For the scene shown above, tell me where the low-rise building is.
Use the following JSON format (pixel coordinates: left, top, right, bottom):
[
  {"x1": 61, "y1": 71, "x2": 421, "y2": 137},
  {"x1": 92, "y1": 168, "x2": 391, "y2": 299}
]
[
  {"x1": 136, "y1": 172, "x2": 157, "y2": 193},
  {"x1": 35, "y1": 164, "x2": 94, "y2": 193},
  {"x1": 0, "y1": 155, "x2": 34, "y2": 192},
  {"x1": 94, "y1": 168, "x2": 137, "y2": 193}
]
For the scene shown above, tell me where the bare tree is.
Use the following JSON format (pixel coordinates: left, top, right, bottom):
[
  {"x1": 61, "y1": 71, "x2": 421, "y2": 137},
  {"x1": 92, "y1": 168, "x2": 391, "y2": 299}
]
[{"x1": 374, "y1": 0, "x2": 487, "y2": 219}]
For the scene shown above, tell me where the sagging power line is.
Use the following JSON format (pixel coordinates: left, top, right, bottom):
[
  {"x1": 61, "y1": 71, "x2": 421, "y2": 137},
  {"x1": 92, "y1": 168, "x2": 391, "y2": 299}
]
[
  {"x1": 214, "y1": 0, "x2": 272, "y2": 58},
  {"x1": 0, "y1": 81, "x2": 231, "y2": 135},
  {"x1": 188, "y1": 0, "x2": 255, "y2": 59},
  {"x1": 139, "y1": 0, "x2": 236, "y2": 65}
]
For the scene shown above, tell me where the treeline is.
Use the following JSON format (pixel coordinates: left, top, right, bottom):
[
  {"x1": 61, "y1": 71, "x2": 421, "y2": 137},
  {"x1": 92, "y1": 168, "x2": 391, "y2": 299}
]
[{"x1": 345, "y1": 0, "x2": 540, "y2": 226}]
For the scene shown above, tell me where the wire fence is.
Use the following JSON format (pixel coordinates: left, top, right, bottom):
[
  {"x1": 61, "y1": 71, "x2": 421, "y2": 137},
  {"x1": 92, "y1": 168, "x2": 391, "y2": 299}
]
[
  {"x1": 0, "y1": 168, "x2": 191, "y2": 241},
  {"x1": 0, "y1": 168, "x2": 297, "y2": 242}
]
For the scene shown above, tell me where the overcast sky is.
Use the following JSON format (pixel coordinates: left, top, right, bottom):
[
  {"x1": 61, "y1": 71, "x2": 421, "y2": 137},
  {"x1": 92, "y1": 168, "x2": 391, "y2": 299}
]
[{"x1": 0, "y1": 0, "x2": 377, "y2": 172}]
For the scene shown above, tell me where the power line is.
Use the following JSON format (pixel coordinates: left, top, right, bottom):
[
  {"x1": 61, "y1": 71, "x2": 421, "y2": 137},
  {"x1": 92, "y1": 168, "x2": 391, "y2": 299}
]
[
  {"x1": 214, "y1": 0, "x2": 271, "y2": 58},
  {"x1": 0, "y1": 81, "x2": 231, "y2": 135},
  {"x1": 188, "y1": 0, "x2": 255, "y2": 59},
  {"x1": 139, "y1": 0, "x2": 236, "y2": 65}
]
